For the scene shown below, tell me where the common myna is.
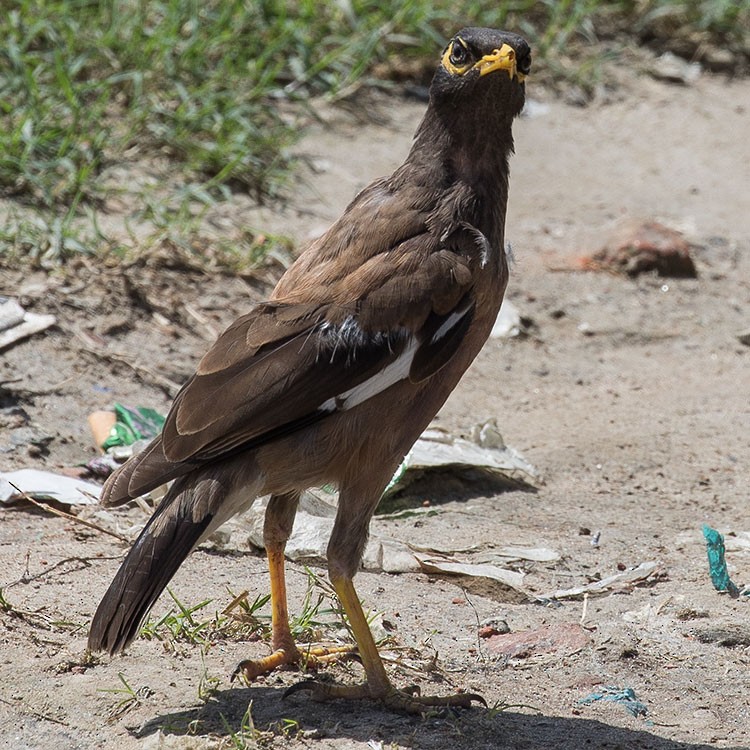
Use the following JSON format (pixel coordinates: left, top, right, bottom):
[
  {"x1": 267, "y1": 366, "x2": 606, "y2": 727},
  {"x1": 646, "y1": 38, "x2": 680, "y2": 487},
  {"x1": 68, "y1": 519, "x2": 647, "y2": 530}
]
[{"x1": 89, "y1": 27, "x2": 530, "y2": 712}]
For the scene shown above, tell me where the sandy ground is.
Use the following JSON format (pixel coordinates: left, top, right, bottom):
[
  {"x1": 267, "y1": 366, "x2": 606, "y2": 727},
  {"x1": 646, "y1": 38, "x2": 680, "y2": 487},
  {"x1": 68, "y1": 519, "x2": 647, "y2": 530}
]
[{"x1": 1, "y1": 68, "x2": 749, "y2": 750}]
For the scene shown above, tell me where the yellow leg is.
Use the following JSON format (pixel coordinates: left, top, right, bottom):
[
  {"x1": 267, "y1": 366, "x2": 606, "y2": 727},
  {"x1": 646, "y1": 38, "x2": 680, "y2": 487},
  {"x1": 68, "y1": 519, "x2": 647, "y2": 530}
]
[
  {"x1": 268, "y1": 544, "x2": 295, "y2": 652},
  {"x1": 233, "y1": 544, "x2": 355, "y2": 682},
  {"x1": 285, "y1": 573, "x2": 486, "y2": 713},
  {"x1": 331, "y1": 574, "x2": 390, "y2": 693}
]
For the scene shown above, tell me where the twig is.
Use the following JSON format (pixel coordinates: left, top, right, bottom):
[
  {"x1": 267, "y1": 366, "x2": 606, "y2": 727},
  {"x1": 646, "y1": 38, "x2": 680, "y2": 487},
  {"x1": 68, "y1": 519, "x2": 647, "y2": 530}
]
[
  {"x1": 580, "y1": 592, "x2": 589, "y2": 625},
  {"x1": 8, "y1": 482, "x2": 130, "y2": 543},
  {"x1": 222, "y1": 589, "x2": 250, "y2": 616},
  {"x1": 462, "y1": 586, "x2": 488, "y2": 664},
  {"x1": 5, "y1": 555, "x2": 122, "y2": 589},
  {"x1": 184, "y1": 303, "x2": 219, "y2": 340},
  {"x1": 0, "y1": 697, "x2": 68, "y2": 727},
  {"x1": 1, "y1": 374, "x2": 78, "y2": 396},
  {"x1": 77, "y1": 345, "x2": 182, "y2": 396}
]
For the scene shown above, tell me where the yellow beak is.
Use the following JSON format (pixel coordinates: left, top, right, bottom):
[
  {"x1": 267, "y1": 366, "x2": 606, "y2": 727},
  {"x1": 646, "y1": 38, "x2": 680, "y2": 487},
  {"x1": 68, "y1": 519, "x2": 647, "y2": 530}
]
[{"x1": 476, "y1": 43, "x2": 525, "y2": 82}]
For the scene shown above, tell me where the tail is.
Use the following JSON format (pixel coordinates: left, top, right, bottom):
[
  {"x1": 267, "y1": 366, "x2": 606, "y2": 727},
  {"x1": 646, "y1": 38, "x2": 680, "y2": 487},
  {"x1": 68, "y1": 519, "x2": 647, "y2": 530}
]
[
  {"x1": 89, "y1": 462, "x2": 260, "y2": 654},
  {"x1": 88, "y1": 480, "x2": 212, "y2": 654}
]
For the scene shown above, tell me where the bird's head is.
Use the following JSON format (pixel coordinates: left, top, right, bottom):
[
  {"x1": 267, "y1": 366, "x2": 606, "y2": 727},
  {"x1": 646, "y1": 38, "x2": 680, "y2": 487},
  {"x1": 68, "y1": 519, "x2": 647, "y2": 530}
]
[{"x1": 429, "y1": 28, "x2": 530, "y2": 128}]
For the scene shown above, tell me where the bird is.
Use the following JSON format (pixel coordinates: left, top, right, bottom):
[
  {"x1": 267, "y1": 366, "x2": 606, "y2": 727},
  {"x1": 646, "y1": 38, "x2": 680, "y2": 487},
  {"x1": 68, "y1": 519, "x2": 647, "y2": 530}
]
[{"x1": 88, "y1": 27, "x2": 530, "y2": 713}]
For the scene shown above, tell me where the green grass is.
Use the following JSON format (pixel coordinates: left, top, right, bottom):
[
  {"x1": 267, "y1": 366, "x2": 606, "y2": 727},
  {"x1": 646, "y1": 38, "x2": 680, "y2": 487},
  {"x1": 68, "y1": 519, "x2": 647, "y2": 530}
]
[
  {"x1": 138, "y1": 587, "x2": 270, "y2": 649},
  {"x1": 0, "y1": 0, "x2": 747, "y2": 265},
  {"x1": 220, "y1": 703, "x2": 265, "y2": 749},
  {"x1": 138, "y1": 572, "x2": 346, "y2": 652}
]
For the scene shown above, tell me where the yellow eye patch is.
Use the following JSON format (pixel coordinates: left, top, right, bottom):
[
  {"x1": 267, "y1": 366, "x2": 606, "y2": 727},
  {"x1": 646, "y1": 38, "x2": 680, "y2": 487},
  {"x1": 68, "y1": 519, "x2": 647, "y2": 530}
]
[{"x1": 441, "y1": 39, "x2": 472, "y2": 76}]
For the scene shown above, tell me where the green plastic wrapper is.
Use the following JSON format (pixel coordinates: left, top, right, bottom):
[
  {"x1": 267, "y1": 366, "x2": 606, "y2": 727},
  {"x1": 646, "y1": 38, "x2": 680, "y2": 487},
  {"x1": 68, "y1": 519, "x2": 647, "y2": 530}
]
[{"x1": 101, "y1": 403, "x2": 165, "y2": 451}]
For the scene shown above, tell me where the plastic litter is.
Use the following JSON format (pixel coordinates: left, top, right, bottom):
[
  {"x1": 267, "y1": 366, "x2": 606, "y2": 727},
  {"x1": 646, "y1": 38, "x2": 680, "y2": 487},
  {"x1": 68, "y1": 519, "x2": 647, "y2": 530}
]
[
  {"x1": 99, "y1": 403, "x2": 165, "y2": 450},
  {"x1": 490, "y1": 299, "x2": 522, "y2": 338},
  {"x1": 384, "y1": 419, "x2": 538, "y2": 496},
  {"x1": 477, "y1": 546, "x2": 560, "y2": 564},
  {"x1": 243, "y1": 493, "x2": 421, "y2": 573},
  {"x1": 702, "y1": 524, "x2": 741, "y2": 597},
  {"x1": 579, "y1": 686, "x2": 648, "y2": 719},
  {"x1": 0, "y1": 469, "x2": 100, "y2": 505},
  {"x1": 0, "y1": 297, "x2": 55, "y2": 351},
  {"x1": 414, "y1": 555, "x2": 529, "y2": 602},
  {"x1": 538, "y1": 561, "x2": 660, "y2": 600}
]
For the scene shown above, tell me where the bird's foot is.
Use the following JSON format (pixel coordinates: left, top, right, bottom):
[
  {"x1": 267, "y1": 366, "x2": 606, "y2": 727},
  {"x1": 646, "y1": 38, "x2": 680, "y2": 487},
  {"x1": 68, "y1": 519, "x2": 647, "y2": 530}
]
[
  {"x1": 285, "y1": 679, "x2": 486, "y2": 714},
  {"x1": 232, "y1": 643, "x2": 357, "y2": 683}
]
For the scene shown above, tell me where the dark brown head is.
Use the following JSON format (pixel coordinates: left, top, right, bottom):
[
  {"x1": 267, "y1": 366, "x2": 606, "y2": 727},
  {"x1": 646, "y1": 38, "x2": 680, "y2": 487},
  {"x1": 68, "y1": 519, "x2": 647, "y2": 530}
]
[{"x1": 429, "y1": 28, "x2": 530, "y2": 129}]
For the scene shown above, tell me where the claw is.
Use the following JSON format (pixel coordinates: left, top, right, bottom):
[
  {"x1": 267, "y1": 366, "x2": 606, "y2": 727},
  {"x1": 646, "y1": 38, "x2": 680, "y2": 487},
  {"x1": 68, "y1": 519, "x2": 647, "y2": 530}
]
[
  {"x1": 449, "y1": 692, "x2": 487, "y2": 708},
  {"x1": 283, "y1": 680, "x2": 319, "y2": 699},
  {"x1": 232, "y1": 651, "x2": 292, "y2": 683}
]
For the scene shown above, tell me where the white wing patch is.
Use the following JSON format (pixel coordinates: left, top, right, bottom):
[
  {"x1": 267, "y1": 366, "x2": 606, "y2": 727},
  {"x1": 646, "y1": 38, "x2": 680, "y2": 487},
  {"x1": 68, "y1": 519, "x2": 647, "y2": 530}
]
[
  {"x1": 316, "y1": 300, "x2": 472, "y2": 415},
  {"x1": 430, "y1": 307, "x2": 470, "y2": 345},
  {"x1": 319, "y1": 336, "x2": 419, "y2": 413}
]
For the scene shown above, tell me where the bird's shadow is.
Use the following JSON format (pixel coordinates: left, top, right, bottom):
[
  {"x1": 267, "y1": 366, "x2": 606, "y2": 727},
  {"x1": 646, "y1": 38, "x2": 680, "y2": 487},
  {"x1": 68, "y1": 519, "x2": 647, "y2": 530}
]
[
  {"x1": 377, "y1": 466, "x2": 537, "y2": 514},
  {"x1": 134, "y1": 685, "x2": 734, "y2": 750}
]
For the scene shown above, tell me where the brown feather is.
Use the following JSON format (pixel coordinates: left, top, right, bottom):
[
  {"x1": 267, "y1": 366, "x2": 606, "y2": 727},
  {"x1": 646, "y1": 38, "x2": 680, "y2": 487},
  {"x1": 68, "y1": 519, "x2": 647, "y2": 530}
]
[{"x1": 90, "y1": 28, "x2": 531, "y2": 662}]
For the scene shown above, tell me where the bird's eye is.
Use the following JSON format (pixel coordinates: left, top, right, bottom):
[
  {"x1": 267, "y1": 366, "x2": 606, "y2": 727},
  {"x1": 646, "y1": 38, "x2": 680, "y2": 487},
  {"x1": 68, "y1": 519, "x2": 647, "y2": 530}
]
[{"x1": 449, "y1": 40, "x2": 469, "y2": 67}]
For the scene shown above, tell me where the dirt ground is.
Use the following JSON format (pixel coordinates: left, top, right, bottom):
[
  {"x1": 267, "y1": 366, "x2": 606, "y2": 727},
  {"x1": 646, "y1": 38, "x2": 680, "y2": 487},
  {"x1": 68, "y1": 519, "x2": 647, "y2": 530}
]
[{"x1": 1, "y1": 66, "x2": 749, "y2": 750}]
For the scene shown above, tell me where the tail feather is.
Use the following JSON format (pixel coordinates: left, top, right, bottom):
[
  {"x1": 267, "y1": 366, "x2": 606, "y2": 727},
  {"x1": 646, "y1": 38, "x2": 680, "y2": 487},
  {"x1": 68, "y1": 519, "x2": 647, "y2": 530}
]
[
  {"x1": 101, "y1": 435, "x2": 191, "y2": 508},
  {"x1": 90, "y1": 455, "x2": 262, "y2": 655},
  {"x1": 88, "y1": 480, "x2": 213, "y2": 654}
]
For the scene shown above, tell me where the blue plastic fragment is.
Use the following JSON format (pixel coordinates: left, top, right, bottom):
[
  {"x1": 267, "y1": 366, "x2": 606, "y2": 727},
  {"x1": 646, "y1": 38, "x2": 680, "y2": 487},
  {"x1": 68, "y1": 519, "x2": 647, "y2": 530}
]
[
  {"x1": 579, "y1": 686, "x2": 648, "y2": 718},
  {"x1": 702, "y1": 524, "x2": 741, "y2": 598}
]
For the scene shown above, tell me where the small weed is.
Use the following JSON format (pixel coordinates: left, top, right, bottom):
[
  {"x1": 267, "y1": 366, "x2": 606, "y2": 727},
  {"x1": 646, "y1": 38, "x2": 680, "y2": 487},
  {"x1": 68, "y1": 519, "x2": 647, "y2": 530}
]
[
  {"x1": 140, "y1": 587, "x2": 274, "y2": 651},
  {"x1": 197, "y1": 654, "x2": 221, "y2": 703},
  {"x1": 278, "y1": 717, "x2": 301, "y2": 738},
  {"x1": 139, "y1": 588, "x2": 214, "y2": 648},
  {"x1": 0, "y1": 586, "x2": 81, "y2": 632},
  {"x1": 220, "y1": 701, "x2": 270, "y2": 749},
  {"x1": 222, "y1": 588, "x2": 271, "y2": 630},
  {"x1": 0, "y1": 205, "x2": 113, "y2": 267},
  {"x1": 223, "y1": 571, "x2": 346, "y2": 645},
  {"x1": 290, "y1": 567, "x2": 339, "y2": 643},
  {"x1": 100, "y1": 672, "x2": 154, "y2": 721}
]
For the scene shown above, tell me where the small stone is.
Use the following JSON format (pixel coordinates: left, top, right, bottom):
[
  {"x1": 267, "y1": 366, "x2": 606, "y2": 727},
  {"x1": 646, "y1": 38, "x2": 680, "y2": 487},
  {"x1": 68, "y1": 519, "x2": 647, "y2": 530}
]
[
  {"x1": 650, "y1": 52, "x2": 701, "y2": 84},
  {"x1": 703, "y1": 47, "x2": 736, "y2": 70},
  {"x1": 478, "y1": 618, "x2": 510, "y2": 639},
  {"x1": 579, "y1": 220, "x2": 698, "y2": 278},
  {"x1": 480, "y1": 617, "x2": 510, "y2": 634}
]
